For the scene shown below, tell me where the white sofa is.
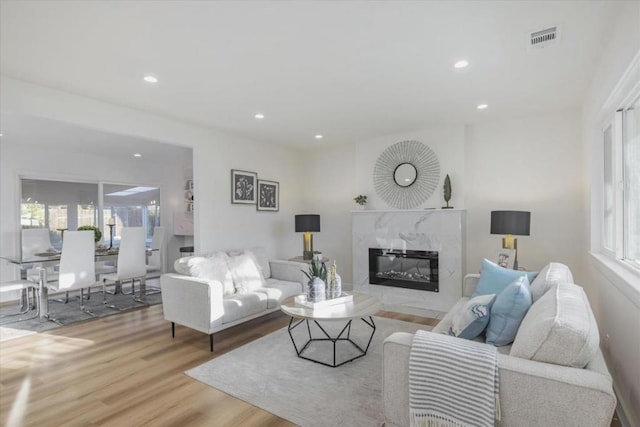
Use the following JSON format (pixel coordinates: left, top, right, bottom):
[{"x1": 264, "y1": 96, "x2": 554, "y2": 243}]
[
  {"x1": 382, "y1": 263, "x2": 617, "y2": 427},
  {"x1": 160, "y1": 247, "x2": 305, "y2": 351}
]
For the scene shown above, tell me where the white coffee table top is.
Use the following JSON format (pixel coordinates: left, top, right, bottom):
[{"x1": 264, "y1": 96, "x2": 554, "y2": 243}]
[{"x1": 281, "y1": 292, "x2": 380, "y2": 321}]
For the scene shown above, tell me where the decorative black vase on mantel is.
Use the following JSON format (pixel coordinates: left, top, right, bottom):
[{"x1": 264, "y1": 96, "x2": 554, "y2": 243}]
[{"x1": 442, "y1": 174, "x2": 453, "y2": 209}]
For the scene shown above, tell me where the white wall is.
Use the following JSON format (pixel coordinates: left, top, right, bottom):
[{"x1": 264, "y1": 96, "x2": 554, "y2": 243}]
[
  {"x1": 193, "y1": 132, "x2": 303, "y2": 257},
  {"x1": 355, "y1": 126, "x2": 466, "y2": 211},
  {"x1": 464, "y1": 111, "x2": 585, "y2": 279},
  {"x1": 299, "y1": 143, "x2": 356, "y2": 285},
  {"x1": 581, "y1": 2, "x2": 640, "y2": 425}
]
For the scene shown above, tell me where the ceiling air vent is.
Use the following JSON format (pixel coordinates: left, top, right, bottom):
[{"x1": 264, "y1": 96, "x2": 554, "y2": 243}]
[{"x1": 529, "y1": 26, "x2": 560, "y2": 48}]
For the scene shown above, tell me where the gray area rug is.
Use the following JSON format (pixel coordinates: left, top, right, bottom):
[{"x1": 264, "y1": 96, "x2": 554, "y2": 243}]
[
  {"x1": 0, "y1": 284, "x2": 161, "y2": 342},
  {"x1": 186, "y1": 316, "x2": 432, "y2": 427}
]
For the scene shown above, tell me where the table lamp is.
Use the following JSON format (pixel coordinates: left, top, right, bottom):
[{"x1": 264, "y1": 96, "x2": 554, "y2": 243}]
[
  {"x1": 490, "y1": 210, "x2": 531, "y2": 270},
  {"x1": 295, "y1": 214, "x2": 320, "y2": 260}
]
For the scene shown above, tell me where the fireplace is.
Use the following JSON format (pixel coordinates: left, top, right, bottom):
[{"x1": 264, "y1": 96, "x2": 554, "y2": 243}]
[{"x1": 369, "y1": 248, "x2": 439, "y2": 292}]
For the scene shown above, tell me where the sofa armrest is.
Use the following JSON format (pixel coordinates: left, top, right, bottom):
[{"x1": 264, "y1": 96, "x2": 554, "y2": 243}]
[
  {"x1": 382, "y1": 331, "x2": 616, "y2": 427},
  {"x1": 269, "y1": 260, "x2": 307, "y2": 284},
  {"x1": 463, "y1": 273, "x2": 480, "y2": 297},
  {"x1": 497, "y1": 353, "x2": 616, "y2": 427},
  {"x1": 160, "y1": 273, "x2": 224, "y2": 334}
]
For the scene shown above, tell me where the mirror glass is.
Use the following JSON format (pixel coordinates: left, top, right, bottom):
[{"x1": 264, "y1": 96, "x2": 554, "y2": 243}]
[{"x1": 394, "y1": 163, "x2": 417, "y2": 187}]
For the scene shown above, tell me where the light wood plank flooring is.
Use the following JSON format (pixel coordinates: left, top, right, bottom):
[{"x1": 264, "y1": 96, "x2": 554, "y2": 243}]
[{"x1": 0, "y1": 303, "x2": 437, "y2": 426}]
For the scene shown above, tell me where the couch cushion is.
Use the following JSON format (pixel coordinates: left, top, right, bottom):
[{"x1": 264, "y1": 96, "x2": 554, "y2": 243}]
[
  {"x1": 254, "y1": 279, "x2": 302, "y2": 309},
  {"x1": 530, "y1": 262, "x2": 574, "y2": 303},
  {"x1": 472, "y1": 259, "x2": 537, "y2": 298},
  {"x1": 185, "y1": 254, "x2": 235, "y2": 296},
  {"x1": 450, "y1": 293, "x2": 496, "y2": 339},
  {"x1": 510, "y1": 283, "x2": 599, "y2": 368},
  {"x1": 222, "y1": 292, "x2": 268, "y2": 324},
  {"x1": 227, "y1": 253, "x2": 266, "y2": 293},
  {"x1": 486, "y1": 275, "x2": 532, "y2": 346}
]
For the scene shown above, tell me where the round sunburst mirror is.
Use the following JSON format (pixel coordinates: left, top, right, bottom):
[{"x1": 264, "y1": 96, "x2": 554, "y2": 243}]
[{"x1": 373, "y1": 140, "x2": 440, "y2": 209}]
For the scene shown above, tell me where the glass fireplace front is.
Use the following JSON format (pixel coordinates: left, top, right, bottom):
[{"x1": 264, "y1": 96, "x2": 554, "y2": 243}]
[{"x1": 368, "y1": 248, "x2": 439, "y2": 292}]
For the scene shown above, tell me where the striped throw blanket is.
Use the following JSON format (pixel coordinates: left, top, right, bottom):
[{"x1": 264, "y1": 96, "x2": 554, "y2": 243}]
[{"x1": 409, "y1": 330, "x2": 500, "y2": 427}]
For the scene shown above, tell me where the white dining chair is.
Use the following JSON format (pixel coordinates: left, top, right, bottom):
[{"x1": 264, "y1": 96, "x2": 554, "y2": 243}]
[
  {"x1": 46, "y1": 230, "x2": 100, "y2": 318},
  {"x1": 142, "y1": 226, "x2": 165, "y2": 295},
  {"x1": 102, "y1": 227, "x2": 147, "y2": 307},
  {"x1": 0, "y1": 280, "x2": 39, "y2": 322},
  {"x1": 22, "y1": 228, "x2": 70, "y2": 303},
  {"x1": 21, "y1": 228, "x2": 54, "y2": 261}
]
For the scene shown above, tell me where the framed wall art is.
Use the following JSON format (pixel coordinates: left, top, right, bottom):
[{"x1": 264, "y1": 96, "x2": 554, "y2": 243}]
[
  {"x1": 257, "y1": 179, "x2": 279, "y2": 211},
  {"x1": 231, "y1": 169, "x2": 257, "y2": 204}
]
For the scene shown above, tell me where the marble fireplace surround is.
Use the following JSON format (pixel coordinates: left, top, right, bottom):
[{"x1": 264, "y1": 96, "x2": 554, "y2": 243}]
[{"x1": 352, "y1": 209, "x2": 465, "y2": 317}]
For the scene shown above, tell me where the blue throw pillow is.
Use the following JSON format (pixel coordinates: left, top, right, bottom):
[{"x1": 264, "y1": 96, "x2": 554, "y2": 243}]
[
  {"x1": 450, "y1": 293, "x2": 496, "y2": 339},
  {"x1": 472, "y1": 258, "x2": 538, "y2": 298},
  {"x1": 486, "y1": 275, "x2": 532, "y2": 346}
]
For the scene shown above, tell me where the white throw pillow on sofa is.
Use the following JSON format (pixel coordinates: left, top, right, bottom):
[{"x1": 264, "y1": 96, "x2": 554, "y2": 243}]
[
  {"x1": 529, "y1": 262, "x2": 574, "y2": 303},
  {"x1": 450, "y1": 293, "x2": 496, "y2": 339},
  {"x1": 187, "y1": 254, "x2": 236, "y2": 296},
  {"x1": 227, "y1": 253, "x2": 266, "y2": 294},
  {"x1": 510, "y1": 283, "x2": 599, "y2": 368},
  {"x1": 174, "y1": 256, "x2": 195, "y2": 275}
]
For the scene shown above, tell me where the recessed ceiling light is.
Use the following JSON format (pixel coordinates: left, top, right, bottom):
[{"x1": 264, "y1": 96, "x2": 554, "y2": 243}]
[
  {"x1": 254, "y1": 113, "x2": 265, "y2": 119},
  {"x1": 477, "y1": 104, "x2": 488, "y2": 110},
  {"x1": 133, "y1": 153, "x2": 142, "y2": 157},
  {"x1": 315, "y1": 134, "x2": 323, "y2": 139},
  {"x1": 454, "y1": 60, "x2": 469, "y2": 69},
  {"x1": 143, "y1": 75, "x2": 158, "y2": 83}
]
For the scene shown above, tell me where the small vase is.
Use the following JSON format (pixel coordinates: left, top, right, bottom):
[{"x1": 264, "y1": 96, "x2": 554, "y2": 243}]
[
  {"x1": 327, "y1": 273, "x2": 342, "y2": 299},
  {"x1": 307, "y1": 277, "x2": 326, "y2": 303}
]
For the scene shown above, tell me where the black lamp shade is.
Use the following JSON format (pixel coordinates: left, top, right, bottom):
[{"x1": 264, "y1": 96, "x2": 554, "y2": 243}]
[
  {"x1": 490, "y1": 211, "x2": 530, "y2": 236},
  {"x1": 295, "y1": 214, "x2": 320, "y2": 232}
]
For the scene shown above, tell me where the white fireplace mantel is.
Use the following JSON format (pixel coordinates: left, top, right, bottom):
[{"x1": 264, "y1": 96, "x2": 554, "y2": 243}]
[{"x1": 352, "y1": 209, "x2": 466, "y2": 317}]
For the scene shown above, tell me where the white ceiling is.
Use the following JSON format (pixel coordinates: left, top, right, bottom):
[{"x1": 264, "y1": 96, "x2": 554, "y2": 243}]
[
  {"x1": 0, "y1": 112, "x2": 191, "y2": 163},
  {"x1": 0, "y1": 1, "x2": 624, "y2": 148}
]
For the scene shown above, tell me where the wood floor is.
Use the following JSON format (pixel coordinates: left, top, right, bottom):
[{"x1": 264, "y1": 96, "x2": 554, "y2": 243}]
[{"x1": 0, "y1": 303, "x2": 438, "y2": 426}]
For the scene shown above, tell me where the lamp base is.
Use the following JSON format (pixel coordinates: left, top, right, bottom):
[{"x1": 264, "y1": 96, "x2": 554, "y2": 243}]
[{"x1": 302, "y1": 232, "x2": 313, "y2": 260}]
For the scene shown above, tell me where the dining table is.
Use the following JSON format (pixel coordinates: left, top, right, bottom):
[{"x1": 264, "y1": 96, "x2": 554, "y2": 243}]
[{"x1": 0, "y1": 247, "x2": 154, "y2": 320}]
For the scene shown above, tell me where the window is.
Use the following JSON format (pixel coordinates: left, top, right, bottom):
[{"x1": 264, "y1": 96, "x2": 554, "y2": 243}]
[
  {"x1": 623, "y1": 96, "x2": 640, "y2": 267},
  {"x1": 103, "y1": 183, "x2": 160, "y2": 247},
  {"x1": 20, "y1": 179, "x2": 160, "y2": 248},
  {"x1": 601, "y1": 93, "x2": 640, "y2": 271},
  {"x1": 603, "y1": 124, "x2": 614, "y2": 252},
  {"x1": 21, "y1": 179, "x2": 99, "y2": 249}
]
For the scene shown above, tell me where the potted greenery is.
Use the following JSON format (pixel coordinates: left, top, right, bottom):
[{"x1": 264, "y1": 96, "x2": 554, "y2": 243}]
[
  {"x1": 354, "y1": 195, "x2": 367, "y2": 209},
  {"x1": 301, "y1": 260, "x2": 327, "y2": 303},
  {"x1": 77, "y1": 225, "x2": 102, "y2": 243}
]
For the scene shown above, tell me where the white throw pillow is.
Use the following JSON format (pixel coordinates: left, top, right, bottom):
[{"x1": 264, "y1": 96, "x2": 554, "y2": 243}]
[
  {"x1": 187, "y1": 254, "x2": 235, "y2": 296},
  {"x1": 529, "y1": 262, "x2": 574, "y2": 303},
  {"x1": 450, "y1": 293, "x2": 496, "y2": 339},
  {"x1": 510, "y1": 283, "x2": 599, "y2": 368},
  {"x1": 174, "y1": 256, "x2": 196, "y2": 275},
  {"x1": 242, "y1": 247, "x2": 271, "y2": 279},
  {"x1": 227, "y1": 253, "x2": 266, "y2": 294}
]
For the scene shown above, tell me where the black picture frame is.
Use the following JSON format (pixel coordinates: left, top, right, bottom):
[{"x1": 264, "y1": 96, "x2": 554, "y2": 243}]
[
  {"x1": 231, "y1": 169, "x2": 257, "y2": 204},
  {"x1": 257, "y1": 179, "x2": 279, "y2": 211}
]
